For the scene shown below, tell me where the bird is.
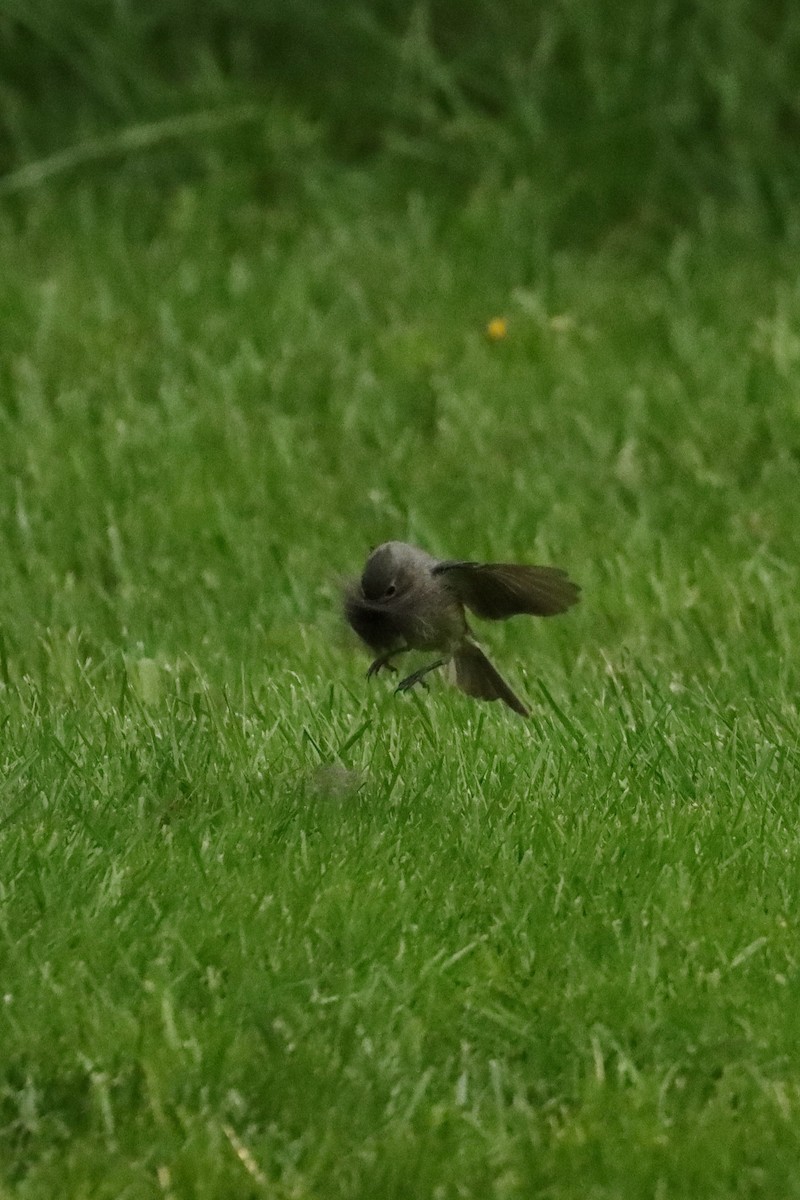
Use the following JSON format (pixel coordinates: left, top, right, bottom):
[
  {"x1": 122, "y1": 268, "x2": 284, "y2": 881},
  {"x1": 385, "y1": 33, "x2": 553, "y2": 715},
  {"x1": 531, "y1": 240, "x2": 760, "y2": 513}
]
[{"x1": 344, "y1": 541, "x2": 580, "y2": 717}]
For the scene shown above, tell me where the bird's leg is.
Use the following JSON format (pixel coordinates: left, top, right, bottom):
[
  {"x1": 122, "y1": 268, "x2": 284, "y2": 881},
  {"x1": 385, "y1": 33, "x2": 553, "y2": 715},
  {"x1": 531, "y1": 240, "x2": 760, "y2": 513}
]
[
  {"x1": 367, "y1": 646, "x2": 410, "y2": 678},
  {"x1": 395, "y1": 658, "x2": 447, "y2": 694}
]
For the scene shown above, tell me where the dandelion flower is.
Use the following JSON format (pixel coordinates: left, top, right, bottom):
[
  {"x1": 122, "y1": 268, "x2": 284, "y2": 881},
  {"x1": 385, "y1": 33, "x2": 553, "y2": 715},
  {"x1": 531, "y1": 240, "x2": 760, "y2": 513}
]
[{"x1": 486, "y1": 316, "x2": 508, "y2": 341}]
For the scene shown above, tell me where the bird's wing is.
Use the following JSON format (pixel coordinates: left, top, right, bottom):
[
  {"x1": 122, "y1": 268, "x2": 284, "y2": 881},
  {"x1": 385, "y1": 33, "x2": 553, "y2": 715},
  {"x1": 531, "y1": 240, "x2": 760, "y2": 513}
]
[{"x1": 433, "y1": 561, "x2": 580, "y2": 619}]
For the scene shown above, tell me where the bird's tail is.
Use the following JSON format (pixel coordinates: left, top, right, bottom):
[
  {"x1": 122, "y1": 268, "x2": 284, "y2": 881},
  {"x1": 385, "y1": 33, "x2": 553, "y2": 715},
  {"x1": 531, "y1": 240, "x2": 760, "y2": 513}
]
[{"x1": 453, "y1": 642, "x2": 529, "y2": 718}]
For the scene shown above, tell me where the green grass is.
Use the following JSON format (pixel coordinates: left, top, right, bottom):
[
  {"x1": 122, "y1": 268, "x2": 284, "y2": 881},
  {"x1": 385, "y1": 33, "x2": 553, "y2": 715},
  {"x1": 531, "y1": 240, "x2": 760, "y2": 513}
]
[
  {"x1": 1, "y1": 173, "x2": 800, "y2": 1197},
  {"x1": 3, "y1": 1, "x2": 800, "y2": 233}
]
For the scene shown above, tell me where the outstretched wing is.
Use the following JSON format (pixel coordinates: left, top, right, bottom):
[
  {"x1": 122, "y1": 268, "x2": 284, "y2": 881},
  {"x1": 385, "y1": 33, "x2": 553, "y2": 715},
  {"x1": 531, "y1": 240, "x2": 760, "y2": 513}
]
[{"x1": 433, "y1": 561, "x2": 580, "y2": 619}]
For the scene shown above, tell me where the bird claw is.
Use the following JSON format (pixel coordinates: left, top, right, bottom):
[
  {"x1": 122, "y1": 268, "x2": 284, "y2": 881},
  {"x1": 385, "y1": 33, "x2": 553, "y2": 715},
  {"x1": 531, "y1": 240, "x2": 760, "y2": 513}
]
[
  {"x1": 367, "y1": 658, "x2": 397, "y2": 678},
  {"x1": 395, "y1": 659, "x2": 445, "y2": 694},
  {"x1": 395, "y1": 673, "x2": 429, "y2": 694}
]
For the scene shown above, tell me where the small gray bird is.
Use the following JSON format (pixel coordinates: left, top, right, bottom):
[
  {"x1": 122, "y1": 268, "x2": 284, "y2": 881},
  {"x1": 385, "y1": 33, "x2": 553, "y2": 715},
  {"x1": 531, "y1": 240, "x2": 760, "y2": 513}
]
[{"x1": 344, "y1": 541, "x2": 580, "y2": 717}]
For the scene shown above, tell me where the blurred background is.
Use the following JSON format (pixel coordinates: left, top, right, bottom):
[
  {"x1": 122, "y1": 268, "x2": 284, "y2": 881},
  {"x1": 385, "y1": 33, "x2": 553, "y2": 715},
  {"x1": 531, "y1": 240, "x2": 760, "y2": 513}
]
[{"x1": 2, "y1": 0, "x2": 799, "y2": 239}]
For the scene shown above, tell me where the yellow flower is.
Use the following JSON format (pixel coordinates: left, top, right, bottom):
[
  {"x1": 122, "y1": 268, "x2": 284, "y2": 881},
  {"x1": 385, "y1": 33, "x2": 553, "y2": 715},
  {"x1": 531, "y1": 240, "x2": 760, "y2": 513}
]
[{"x1": 486, "y1": 316, "x2": 508, "y2": 341}]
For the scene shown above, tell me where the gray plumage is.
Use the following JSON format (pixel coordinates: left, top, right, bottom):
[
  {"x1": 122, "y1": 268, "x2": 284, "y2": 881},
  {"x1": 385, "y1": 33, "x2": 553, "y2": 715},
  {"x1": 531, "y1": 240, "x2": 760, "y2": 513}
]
[{"x1": 344, "y1": 541, "x2": 580, "y2": 718}]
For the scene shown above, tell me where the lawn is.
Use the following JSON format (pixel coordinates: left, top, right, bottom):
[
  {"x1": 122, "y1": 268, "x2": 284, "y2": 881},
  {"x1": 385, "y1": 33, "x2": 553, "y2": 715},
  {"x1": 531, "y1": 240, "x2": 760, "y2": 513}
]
[{"x1": 1, "y1": 169, "x2": 800, "y2": 1197}]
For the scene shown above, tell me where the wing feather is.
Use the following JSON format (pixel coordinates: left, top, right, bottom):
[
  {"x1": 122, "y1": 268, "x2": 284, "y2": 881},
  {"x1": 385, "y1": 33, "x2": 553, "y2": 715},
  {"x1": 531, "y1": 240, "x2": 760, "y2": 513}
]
[
  {"x1": 433, "y1": 561, "x2": 580, "y2": 619},
  {"x1": 453, "y1": 642, "x2": 529, "y2": 716}
]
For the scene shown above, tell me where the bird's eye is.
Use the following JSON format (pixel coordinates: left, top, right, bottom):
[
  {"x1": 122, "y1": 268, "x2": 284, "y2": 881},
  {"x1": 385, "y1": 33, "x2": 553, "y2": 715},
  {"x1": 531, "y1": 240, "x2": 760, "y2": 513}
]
[{"x1": 384, "y1": 583, "x2": 397, "y2": 598}]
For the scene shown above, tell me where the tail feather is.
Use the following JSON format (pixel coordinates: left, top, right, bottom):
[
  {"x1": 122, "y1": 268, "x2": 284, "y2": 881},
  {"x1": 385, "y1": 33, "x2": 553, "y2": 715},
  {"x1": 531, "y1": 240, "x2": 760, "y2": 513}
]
[{"x1": 453, "y1": 643, "x2": 529, "y2": 718}]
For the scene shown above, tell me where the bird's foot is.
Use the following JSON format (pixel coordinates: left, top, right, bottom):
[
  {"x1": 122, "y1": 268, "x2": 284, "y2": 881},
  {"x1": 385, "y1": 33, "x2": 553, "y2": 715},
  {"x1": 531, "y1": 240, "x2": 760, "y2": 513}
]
[
  {"x1": 395, "y1": 658, "x2": 446, "y2": 694},
  {"x1": 367, "y1": 656, "x2": 397, "y2": 678},
  {"x1": 367, "y1": 646, "x2": 410, "y2": 678}
]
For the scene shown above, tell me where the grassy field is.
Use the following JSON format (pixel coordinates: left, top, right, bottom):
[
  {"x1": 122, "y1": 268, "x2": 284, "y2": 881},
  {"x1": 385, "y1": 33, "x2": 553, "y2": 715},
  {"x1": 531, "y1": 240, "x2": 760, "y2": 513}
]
[{"x1": 1, "y1": 165, "x2": 800, "y2": 1198}]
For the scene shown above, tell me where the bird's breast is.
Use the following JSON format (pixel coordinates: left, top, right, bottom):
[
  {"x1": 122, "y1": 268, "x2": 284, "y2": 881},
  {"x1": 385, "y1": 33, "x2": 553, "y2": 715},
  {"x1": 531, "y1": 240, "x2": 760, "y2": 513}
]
[
  {"x1": 344, "y1": 593, "x2": 403, "y2": 651},
  {"x1": 402, "y1": 596, "x2": 468, "y2": 652}
]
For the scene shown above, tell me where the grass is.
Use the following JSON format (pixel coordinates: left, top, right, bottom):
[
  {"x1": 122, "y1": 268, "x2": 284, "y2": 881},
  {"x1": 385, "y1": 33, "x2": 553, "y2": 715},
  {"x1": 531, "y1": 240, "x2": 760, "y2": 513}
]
[
  {"x1": 1, "y1": 170, "x2": 800, "y2": 1197},
  {"x1": 3, "y1": 1, "x2": 800, "y2": 232}
]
